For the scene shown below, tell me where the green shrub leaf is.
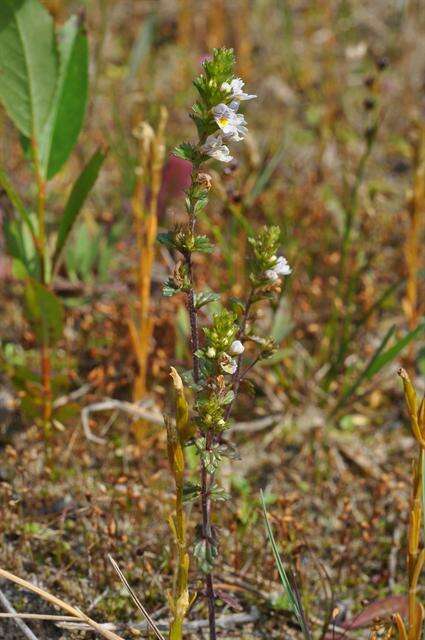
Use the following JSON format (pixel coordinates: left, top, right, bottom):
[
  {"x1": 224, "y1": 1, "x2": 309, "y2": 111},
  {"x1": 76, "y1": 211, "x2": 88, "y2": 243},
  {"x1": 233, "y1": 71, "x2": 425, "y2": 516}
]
[
  {"x1": 40, "y1": 15, "x2": 89, "y2": 179},
  {"x1": 53, "y1": 148, "x2": 107, "y2": 266},
  {"x1": 0, "y1": 0, "x2": 58, "y2": 140},
  {"x1": 24, "y1": 280, "x2": 64, "y2": 345}
]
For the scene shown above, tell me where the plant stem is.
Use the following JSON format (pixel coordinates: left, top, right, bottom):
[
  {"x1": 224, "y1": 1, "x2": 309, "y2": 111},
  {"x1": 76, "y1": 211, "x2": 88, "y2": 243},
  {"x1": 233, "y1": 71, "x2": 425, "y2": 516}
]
[
  {"x1": 185, "y1": 165, "x2": 217, "y2": 640},
  {"x1": 41, "y1": 340, "x2": 52, "y2": 424},
  {"x1": 32, "y1": 137, "x2": 52, "y2": 424},
  {"x1": 225, "y1": 289, "x2": 254, "y2": 421}
]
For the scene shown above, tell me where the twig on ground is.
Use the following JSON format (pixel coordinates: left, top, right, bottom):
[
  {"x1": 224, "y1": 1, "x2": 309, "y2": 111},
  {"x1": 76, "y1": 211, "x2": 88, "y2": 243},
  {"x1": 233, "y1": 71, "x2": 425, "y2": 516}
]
[
  {"x1": 81, "y1": 399, "x2": 164, "y2": 443},
  {"x1": 81, "y1": 399, "x2": 282, "y2": 442},
  {"x1": 0, "y1": 613, "x2": 77, "y2": 622},
  {"x1": 108, "y1": 555, "x2": 166, "y2": 640},
  {"x1": 0, "y1": 568, "x2": 126, "y2": 640},
  {"x1": 57, "y1": 608, "x2": 261, "y2": 633},
  {"x1": 0, "y1": 587, "x2": 40, "y2": 640},
  {"x1": 53, "y1": 383, "x2": 92, "y2": 409}
]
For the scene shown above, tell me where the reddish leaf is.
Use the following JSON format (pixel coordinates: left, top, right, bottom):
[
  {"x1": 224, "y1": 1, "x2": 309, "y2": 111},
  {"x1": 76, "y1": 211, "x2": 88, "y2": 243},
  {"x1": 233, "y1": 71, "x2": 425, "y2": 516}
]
[{"x1": 342, "y1": 596, "x2": 408, "y2": 630}]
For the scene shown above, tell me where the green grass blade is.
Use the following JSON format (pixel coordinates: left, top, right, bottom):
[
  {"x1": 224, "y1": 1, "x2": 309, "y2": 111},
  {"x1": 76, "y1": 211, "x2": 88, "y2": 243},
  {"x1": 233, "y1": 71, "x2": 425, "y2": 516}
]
[
  {"x1": 260, "y1": 491, "x2": 311, "y2": 640},
  {"x1": 53, "y1": 147, "x2": 106, "y2": 267},
  {"x1": 333, "y1": 322, "x2": 424, "y2": 416},
  {"x1": 366, "y1": 322, "x2": 424, "y2": 378},
  {"x1": 247, "y1": 134, "x2": 288, "y2": 205},
  {"x1": 333, "y1": 324, "x2": 395, "y2": 411}
]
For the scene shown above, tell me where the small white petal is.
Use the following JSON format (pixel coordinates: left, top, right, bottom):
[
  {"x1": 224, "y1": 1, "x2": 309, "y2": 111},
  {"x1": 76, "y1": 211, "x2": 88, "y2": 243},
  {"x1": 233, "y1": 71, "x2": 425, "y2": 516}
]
[
  {"x1": 265, "y1": 269, "x2": 279, "y2": 281},
  {"x1": 230, "y1": 340, "x2": 244, "y2": 355},
  {"x1": 273, "y1": 256, "x2": 292, "y2": 276},
  {"x1": 201, "y1": 134, "x2": 233, "y2": 163}
]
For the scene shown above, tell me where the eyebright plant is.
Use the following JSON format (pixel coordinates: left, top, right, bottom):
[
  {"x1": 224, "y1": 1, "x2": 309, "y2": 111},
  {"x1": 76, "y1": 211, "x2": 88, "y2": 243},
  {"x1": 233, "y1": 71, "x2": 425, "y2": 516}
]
[
  {"x1": 159, "y1": 48, "x2": 292, "y2": 639},
  {"x1": 0, "y1": 0, "x2": 106, "y2": 424}
]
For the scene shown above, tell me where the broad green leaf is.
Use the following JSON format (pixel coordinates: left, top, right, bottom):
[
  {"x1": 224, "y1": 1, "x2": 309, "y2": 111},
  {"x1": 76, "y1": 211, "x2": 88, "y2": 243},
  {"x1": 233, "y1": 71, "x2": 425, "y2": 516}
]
[
  {"x1": 24, "y1": 279, "x2": 64, "y2": 345},
  {"x1": 0, "y1": 0, "x2": 58, "y2": 140},
  {"x1": 3, "y1": 214, "x2": 40, "y2": 279},
  {"x1": 40, "y1": 15, "x2": 89, "y2": 179},
  {"x1": 0, "y1": 165, "x2": 36, "y2": 239},
  {"x1": 53, "y1": 148, "x2": 107, "y2": 266}
]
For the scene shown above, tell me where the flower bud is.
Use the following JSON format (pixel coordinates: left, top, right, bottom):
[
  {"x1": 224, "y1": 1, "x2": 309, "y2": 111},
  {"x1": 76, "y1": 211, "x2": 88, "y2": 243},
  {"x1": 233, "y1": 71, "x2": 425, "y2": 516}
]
[{"x1": 230, "y1": 340, "x2": 244, "y2": 355}]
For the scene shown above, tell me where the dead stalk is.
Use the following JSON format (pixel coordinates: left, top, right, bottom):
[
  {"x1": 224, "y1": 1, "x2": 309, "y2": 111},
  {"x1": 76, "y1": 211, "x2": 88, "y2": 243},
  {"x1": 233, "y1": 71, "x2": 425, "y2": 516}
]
[
  {"x1": 397, "y1": 369, "x2": 425, "y2": 640},
  {"x1": 403, "y1": 124, "x2": 424, "y2": 360},
  {"x1": 129, "y1": 107, "x2": 168, "y2": 409}
]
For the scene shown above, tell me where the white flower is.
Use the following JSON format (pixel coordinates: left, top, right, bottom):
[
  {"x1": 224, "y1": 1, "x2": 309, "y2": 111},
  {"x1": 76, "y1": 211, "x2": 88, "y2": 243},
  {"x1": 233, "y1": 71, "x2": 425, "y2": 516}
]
[
  {"x1": 265, "y1": 269, "x2": 279, "y2": 282},
  {"x1": 219, "y1": 354, "x2": 238, "y2": 375},
  {"x1": 212, "y1": 103, "x2": 248, "y2": 141},
  {"x1": 201, "y1": 134, "x2": 233, "y2": 163},
  {"x1": 273, "y1": 256, "x2": 292, "y2": 276},
  {"x1": 223, "y1": 359, "x2": 237, "y2": 375},
  {"x1": 230, "y1": 340, "x2": 244, "y2": 355},
  {"x1": 345, "y1": 42, "x2": 367, "y2": 61},
  {"x1": 222, "y1": 78, "x2": 256, "y2": 102},
  {"x1": 265, "y1": 256, "x2": 292, "y2": 281}
]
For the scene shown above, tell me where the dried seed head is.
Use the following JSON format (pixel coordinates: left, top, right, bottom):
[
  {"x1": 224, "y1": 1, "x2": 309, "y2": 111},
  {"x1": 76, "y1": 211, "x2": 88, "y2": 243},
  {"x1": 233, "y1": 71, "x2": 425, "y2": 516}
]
[
  {"x1": 132, "y1": 121, "x2": 155, "y2": 146},
  {"x1": 398, "y1": 368, "x2": 418, "y2": 418},
  {"x1": 196, "y1": 172, "x2": 213, "y2": 190}
]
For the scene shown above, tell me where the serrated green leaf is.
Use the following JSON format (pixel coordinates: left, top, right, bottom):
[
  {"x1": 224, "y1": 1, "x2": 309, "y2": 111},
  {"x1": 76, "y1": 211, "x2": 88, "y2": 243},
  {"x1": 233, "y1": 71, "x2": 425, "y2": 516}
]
[
  {"x1": 53, "y1": 147, "x2": 106, "y2": 266},
  {"x1": 173, "y1": 142, "x2": 198, "y2": 163},
  {"x1": 209, "y1": 483, "x2": 230, "y2": 502},
  {"x1": 40, "y1": 15, "x2": 89, "y2": 179},
  {"x1": 0, "y1": 0, "x2": 58, "y2": 140},
  {"x1": 24, "y1": 279, "x2": 64, "y2": 345},
  {"x1": 194, "y1": 291, "x2": 220, "y2": 309},
  {"x1": 193, "y1": 235, "x2": 214, "y2": 253},
  {"x1": 157, "y1": 232, "x2": 176, "y2": 249},
  {"x1": 163, "y1": 281, "x2": 180, "y2": 297},
  {"x1": 182, "y1": 481, "x2": 201, "y2": 503}
]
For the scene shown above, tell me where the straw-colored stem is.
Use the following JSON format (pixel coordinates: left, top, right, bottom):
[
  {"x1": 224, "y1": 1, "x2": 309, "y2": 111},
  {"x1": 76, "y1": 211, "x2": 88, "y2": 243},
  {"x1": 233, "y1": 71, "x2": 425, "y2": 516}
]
[
  {"x1": 398, "y1": 369, "x2": 425, "y2": 640},
  {"x1": 403, "y1": 125, "x2": 424, "y2": 361},
  {"x1": 130, "y1": 108, "x2": 167, "y2": 411}
]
